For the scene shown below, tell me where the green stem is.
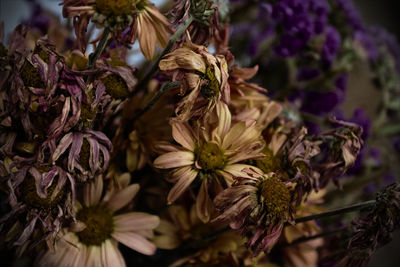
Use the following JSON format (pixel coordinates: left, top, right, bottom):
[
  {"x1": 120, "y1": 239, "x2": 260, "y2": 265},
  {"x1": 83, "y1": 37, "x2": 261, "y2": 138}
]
[
  {"x1": 282, "y1": 227, "x2": 347, "y2": 247},
  {"x1": 130, "y1": 15, "x2": 194, "y2": 97},
  {"x1": 87, "y1": 28, "x2": 110, "y2": 69},
  {"x1": 290, "y1": 200, "x2": 376, "y2": 225}
]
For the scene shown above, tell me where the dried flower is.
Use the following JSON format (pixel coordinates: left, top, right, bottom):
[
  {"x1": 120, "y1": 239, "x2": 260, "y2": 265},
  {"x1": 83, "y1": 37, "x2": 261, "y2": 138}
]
[
  {"x1": 214, "y1": 168, "x2": 295, "y2": 256},
  {"x1": 159, "y1": 37, "x2": 230, "y2": 121},
  {"x1": 36, "y1": 174, "x2": 160, "y2": 266},
  {"x1": 154, "y1": 102, "x2": 264, "y2": 222},
  {"x1": 61, "y1": 0, "x2": 172, "y2": 59},
  {"x1": 338, "y1": 183, "x2": 400, "y2": 266}
]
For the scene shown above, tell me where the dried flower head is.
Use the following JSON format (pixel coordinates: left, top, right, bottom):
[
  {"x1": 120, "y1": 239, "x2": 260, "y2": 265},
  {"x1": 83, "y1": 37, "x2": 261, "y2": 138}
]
[
  {"x1": 154, "y1": 102, "x2": 264, "y2": 222},
  {"x1": 214, "y1": 168, "x2": 295, "y2": 256},
  {"x1": 159, "y1": 37, "x2": 230, "y2": 121},
  {"x1": 61, "y1": 0, "x2": 172, "y2": 58},
  {"x1": 36, "y1": 174, "x2": 160, "y2": 266}
]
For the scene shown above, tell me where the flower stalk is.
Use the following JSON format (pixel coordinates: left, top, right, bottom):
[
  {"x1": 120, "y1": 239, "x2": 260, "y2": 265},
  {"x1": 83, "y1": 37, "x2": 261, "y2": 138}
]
[
  {"x1": 87, "y1": 27, "x2": 110, "y2": 69},
  {"x1": 291, "y1": 200, "x2": 376, "y2": 225}
]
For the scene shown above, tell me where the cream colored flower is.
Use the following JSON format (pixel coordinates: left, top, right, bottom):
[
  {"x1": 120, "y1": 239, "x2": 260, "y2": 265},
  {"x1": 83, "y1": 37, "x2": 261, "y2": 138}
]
[
  {"x1": 36, "y1": 173, "x2": 160, "y2": 267},
  {"x1": 154, "y1": 102, "x2": 264, "y2": 223}
]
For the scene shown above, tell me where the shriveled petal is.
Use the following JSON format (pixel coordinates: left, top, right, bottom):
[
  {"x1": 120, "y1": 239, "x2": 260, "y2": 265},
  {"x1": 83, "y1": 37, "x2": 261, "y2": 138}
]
[
  {"x1": 112, "y1": 232, "x2": 157, "y2": 256},
  {"x1": 52, "y1": 132, "x2": 73, "y2": 162},
  {"x1": 167, "y1": 167, "x2": 197, "y2": 204},
  {"x1": 153, "y1": 151, "x2": 194, "y2": 169},
  {"x1": 106, "y1": 184, "x2": 140, "y2": 212},
  {"x1": 137, "y1": 12, "x2": 157, "y2": 60},
  {"x1": 159, "y1": 47, "x2": 205, "y2": 72},
  {"x1": 114, "y1": 212, "x2": 160, "y2": 232}
]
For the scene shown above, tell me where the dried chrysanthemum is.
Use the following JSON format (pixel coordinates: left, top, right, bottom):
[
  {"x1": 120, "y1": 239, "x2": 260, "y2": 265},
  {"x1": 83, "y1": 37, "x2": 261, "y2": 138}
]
[
  {"x1": 35, "y1": 174, "x2": 160, "y2": 266},
  {"x1": 0, "y1": 163, "x2": 75, "y2": 254},
  {"x1": 51, "y1": 130, "x2": 112, "y2": 181},
  {"x1": 154, "y1": 102, "x2": 264, "y2": 222},
  {"x1": 314, "y1": 117, "x2": 363, "y2": 188},
  {"x1": 169, "y1": 0, "x2": 220, "y2": 45},
  {"x1": 61, "y1": 0, "x2": 172, "y2": 59},
  {"x1": 159, "y1": 36, "x2": 230, "y2": 121},
  {"x1": 214, "y1": 168, "x2": 295, "y2": 256},
  {"x1": 339, "y1": 183, "x2": 400, "y2": 267}
]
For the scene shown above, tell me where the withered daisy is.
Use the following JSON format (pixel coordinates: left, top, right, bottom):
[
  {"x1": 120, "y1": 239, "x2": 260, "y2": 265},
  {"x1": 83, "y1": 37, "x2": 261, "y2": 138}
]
[
  {"x1": 36, "y1": 173, "x2": 160, "y2": 267},
  {"x1": 154, "y1": 102, "x2": 264, "y2": 223},
  {"x1": 159, "y1": 35, "x2": 230, "y2": 121},
  {"x1": 214, "y1": 168, "x2": 295, "y2": 256},
  {"x1": 61, "y1": 0, "x2": 172, "y2": 59}
]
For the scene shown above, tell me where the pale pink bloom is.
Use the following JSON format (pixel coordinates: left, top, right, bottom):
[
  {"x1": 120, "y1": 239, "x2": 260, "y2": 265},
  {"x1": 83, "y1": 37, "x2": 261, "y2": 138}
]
[
  {"x1": 36, "y1": 173, "x2": 160, "y2": 267},
  {"x1": 154, "y1": 102, "x2": 264, "y2": 223}
]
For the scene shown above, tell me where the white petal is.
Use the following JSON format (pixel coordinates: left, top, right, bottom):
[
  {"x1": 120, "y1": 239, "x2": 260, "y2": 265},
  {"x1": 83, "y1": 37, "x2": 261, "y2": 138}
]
[
  {"x1": 85, "y1": 246, "x2": 102, "y2": 267},
  {"x1": 112, "y1": 232, "x2": 157, "y2": 256}
]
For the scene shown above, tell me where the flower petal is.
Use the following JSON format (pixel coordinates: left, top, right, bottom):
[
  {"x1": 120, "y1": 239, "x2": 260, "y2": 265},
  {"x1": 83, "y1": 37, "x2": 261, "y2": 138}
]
[
  {"x1": 112, "y1": 232, "x2": 157, "y2": 256},
  {"x1": 172, "y1": 122, "x2": 196, "y2": 150},
  {"x1": 153, "y1": 151, "x2": 194, "y2": 169},
  {"x1": 167, "y1": 167, "x2": 197, "y2": 204},
  {"x1": 114, "y1": 212, "x2": 160, "y2": 232},
  {"x1": 106, "y1": 184, "x2": 140, "y2": 212},
  {"x1": 101, "y1": 239, "x2": 126, "y2": 267}
]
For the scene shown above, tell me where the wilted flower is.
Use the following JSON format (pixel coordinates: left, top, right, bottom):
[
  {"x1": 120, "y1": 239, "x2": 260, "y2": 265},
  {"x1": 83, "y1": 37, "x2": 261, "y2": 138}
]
[
  {"x1": 51, "y1": 130, "x2": 112, "y2": 181},
  {"x1": 339, "y1": 183, "x2": 400, "y2": 267},
  {"x1": 36, "y1": 174, "x2": 160, "y2": 266},
  {"x1": 214, "y1": 168, "x2": 295, "y2": 256},
  {"x1": 154, "y1": 102, "x2": 264, "y2": 222},
  {"x1": 169, "y1": 0, "x2": 220, "y2": 45},
  {"x1": 61, "y1": 0, "x2": 172, "y2": 59},
  {"x1": 0, "y1": 163, "x2": 75, "y2": 254},
  {"x1": 159, "y1": 37, "x2": 229, "y2": 121}
]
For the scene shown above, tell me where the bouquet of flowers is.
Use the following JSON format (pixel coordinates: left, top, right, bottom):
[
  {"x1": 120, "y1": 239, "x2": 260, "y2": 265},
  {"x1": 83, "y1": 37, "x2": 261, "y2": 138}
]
[{"x1": 0, "y1": 0, "x2": 399, "y2": 266}]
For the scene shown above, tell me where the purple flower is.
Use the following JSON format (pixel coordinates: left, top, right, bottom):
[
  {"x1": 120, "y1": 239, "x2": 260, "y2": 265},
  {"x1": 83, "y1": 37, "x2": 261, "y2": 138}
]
[
  {"x1": 322, "y1": 26, "x2": 341, "y2": 65},
  {"x1": 51, "y1": 130, "x2": 112, "y2": 181}
]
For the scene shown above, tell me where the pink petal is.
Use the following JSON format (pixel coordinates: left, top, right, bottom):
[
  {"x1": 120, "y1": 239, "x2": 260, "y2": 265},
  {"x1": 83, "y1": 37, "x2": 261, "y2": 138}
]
[
  {"x1": 84, "y1": 175, "x2": 103, "y2": 206},
  {"x1": 153, "y1": 151, "x2": 194, "y2": 169},
  {"x1": 106, "y1": 184, "x2": 140, "y2": 212},
  {"x1": 112, "y1": 232, "x2": 157, "y2": 256},
  {"x1": 101, "y1": 240, "x2": 126, "y2": 267},
  {"x1": 114, "y1": 212, "x2": 160, "y2": 232},
  {"x1": 172, "y1": 122, "x2": 196, "y2": 150},
  {"x1": 167, "y1": 167, "x2": 197, "y2": 204}
]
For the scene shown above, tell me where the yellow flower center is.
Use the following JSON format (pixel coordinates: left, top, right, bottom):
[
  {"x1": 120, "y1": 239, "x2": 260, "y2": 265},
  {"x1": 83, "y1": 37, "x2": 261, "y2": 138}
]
[
  {"x1": 255, "y1": 148, "x2": 281, "y2": 174},
  {"x1": 195, "y1": 142, "x2": 225, "y2": 171},
  {"x1": 20, "y1": 61, "x2": 44, "y2": 88},
  {"x1": 95, "y1": 0, "x2": 133, "y2": 16},
  {"x1": 20, "y1": 167, "x2": 65, "y2": 211},
  {"x1": 76, "y1": 205, "x2": 114, "y2": 246},
  {"x1": 201, "y1": 67, "x2": 220, "y2": 99},
  {"x1": 260, "y1": 176, "x2": 290, "y2": 223},
  {"x1": 101, "y1": 74, "x2": 129, "y2": 99}
]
